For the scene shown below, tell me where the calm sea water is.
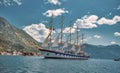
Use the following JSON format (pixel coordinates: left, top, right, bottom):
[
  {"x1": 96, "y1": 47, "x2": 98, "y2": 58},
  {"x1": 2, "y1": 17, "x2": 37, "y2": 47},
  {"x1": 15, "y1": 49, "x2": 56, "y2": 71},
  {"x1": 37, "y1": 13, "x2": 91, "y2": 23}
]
[{"x1": 0, "y1": 56, "x2": 120, "y2": 73}]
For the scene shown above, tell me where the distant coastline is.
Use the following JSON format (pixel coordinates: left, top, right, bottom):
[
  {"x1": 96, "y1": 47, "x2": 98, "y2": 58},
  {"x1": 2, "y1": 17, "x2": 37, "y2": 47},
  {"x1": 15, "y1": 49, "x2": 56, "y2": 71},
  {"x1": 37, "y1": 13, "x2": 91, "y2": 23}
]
[{"x1": 0, "y1": 50, "x2": 41, "y2": 56}]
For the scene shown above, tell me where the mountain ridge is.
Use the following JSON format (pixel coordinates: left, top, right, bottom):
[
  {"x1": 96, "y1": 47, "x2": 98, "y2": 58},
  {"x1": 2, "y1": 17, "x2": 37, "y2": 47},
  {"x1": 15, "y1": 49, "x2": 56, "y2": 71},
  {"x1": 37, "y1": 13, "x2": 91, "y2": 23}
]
[{"x1": 84, "y1": 43, "x2": 120, "y2": 59}]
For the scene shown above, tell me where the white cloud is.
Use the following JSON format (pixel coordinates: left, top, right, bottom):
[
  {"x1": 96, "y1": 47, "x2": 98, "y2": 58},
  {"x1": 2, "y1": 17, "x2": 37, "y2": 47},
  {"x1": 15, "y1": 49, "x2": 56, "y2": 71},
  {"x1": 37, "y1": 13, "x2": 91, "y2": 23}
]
[
  {"x1": 111, "y1": 41, "x2": 116, "y2": 45},
  {"x1": 114, "y1": 32, "x2": 120, "y2": 37},
  {"x1": 93, "y1": 35, "x2": 101, "y2": 39},
  {"x1": 74, "y1": 15, "x2": 98, "y2": 29},
  {"x1": 73, "y1": 15, "x2": 120, "y2": 29},
  {"x1": 0, "y1": 0, "x2": 22, "y2": 6},
  {"x1": 13, "y1": 0, "x2": 22, "y2": 5},
  {"x1": 43, "y1": 8, "x2": 69, "y2": 17},
  {"x1": 23, "y1": 23, "x2": 49, "y2": 42},
  {"x1": 63, "y1": 27, "x2": 76, "y2": 33},
  {"x1": 97, "y1": 17, "x2": 116, "y2": 25},
  {"x1": 117, "y1": 5, "x2": 120, "y2": 10},
  {"x1": 113, "y1": 16, "x2": 120, "y2": 22},
  {"x1": 48, "y1": 0, "x2": 61, "y2": 5},
  {"x1": 97, "y1": 16, "x2": 120, "y2": 25}
]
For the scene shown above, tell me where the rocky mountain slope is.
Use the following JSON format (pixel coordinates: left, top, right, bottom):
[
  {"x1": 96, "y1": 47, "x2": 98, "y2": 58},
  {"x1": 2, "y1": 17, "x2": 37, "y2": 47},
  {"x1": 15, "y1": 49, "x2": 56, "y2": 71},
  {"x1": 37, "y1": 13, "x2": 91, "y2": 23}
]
[{"x1": 0, "y1": 17, "x2": 40, "y2": 52}]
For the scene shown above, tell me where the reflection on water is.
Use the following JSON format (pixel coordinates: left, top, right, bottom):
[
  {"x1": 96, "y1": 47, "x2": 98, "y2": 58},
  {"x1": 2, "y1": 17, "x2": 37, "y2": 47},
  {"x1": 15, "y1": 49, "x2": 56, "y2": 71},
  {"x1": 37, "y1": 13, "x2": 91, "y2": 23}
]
[{"x1": 0, "y1": 56, "x2": 120, "y2": 73}]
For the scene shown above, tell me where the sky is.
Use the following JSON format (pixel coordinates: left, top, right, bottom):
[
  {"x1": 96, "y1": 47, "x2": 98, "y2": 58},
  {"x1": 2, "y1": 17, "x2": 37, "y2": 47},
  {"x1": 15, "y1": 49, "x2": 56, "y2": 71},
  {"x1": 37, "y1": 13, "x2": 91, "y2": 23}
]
[{"x1": 0, "y1": 0, "x2": 120, "y2": 45}]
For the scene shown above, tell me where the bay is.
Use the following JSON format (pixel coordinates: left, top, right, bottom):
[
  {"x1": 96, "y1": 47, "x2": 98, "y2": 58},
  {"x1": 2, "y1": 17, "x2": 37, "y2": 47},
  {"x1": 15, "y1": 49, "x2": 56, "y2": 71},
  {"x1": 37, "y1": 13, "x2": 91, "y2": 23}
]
[{"x1": 0, "y1": 56, "x2": 120, "y2": 73}]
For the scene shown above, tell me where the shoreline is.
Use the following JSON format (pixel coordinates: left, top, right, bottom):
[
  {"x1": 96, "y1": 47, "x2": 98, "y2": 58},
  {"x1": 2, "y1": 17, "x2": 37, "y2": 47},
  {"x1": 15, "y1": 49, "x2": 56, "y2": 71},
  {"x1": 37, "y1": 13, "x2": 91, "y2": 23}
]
[{"x1": 0, "y1": 51, "x2": 41, "y2": 56}]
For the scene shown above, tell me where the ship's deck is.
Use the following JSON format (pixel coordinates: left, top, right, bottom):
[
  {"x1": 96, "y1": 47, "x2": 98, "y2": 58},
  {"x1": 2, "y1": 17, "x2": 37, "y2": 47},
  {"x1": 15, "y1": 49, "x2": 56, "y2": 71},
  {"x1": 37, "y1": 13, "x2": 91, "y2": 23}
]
[{"x1": 39, "y1": 49, "x2": 89, "y2": 58}]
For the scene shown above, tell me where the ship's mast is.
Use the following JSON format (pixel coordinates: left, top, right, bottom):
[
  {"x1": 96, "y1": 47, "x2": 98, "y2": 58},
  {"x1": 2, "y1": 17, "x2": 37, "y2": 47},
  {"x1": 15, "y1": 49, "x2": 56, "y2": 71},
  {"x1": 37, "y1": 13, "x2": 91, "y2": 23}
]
[
  {"x1": 69, "y1": 21, "x2": 72, "y2": 45},
  {"x1": 60, "y1": 16, "x2": 64, "y2": 50},
  {"x1": 76, "y1": 25, "x2": 79, "y2": 46},
  {"x1": 49, "y1": 15, "x2": 53, "y2": 49},
  {"x1": 81, "y1": 33, "x2": 84, "y2": 51}
]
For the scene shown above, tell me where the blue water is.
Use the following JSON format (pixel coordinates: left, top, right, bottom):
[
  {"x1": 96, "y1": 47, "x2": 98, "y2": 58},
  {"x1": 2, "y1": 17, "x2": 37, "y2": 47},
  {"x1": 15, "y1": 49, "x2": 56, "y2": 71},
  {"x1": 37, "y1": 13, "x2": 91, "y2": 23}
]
[{"x1": 0, "y1": 56, "x2": 120, "y2": 73}]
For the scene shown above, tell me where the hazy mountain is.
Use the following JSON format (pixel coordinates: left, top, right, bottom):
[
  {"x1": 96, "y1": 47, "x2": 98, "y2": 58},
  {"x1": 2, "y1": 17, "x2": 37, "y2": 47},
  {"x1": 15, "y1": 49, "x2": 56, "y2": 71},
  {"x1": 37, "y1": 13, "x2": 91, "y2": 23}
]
[
  {"x1": 53, "y1": 43, "x2": 120, "y2": 59},
  {"x1": 84, "y1": 44, "x2": 120, "y2": 59},
  {"x1": 0, "y1": 17, "x2": 40, "y2": 52}
]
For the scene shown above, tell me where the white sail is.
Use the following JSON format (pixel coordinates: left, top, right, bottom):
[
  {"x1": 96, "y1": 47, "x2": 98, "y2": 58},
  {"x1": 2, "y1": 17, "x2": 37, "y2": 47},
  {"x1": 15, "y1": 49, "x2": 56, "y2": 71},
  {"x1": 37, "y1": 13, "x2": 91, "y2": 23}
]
[
  {"x1": 42, "y1": 15, "x2": 54, "y2": 48},
  {"x1": 42, "y1": 36, "x2": 50, "y2": 47},
  {"x1": 62, "y1": 38, "x2": 69, "y2": 48},
  {"x1": 69, "y1": 44, "x2": 75, "y2": 52},
  {"x1": 77, "y1": 46, "x2": 81, "y2": 53},
  {"x1": 62, "y1": 32, "x2": 73, "y2": 49},
  {"x1": 63, "y1": 41, "x2": 68, "y2": 48},
  {"x1": 42, "y1": 32, "x2": 51, "y2": 47},
  {"x1": 52, "y1": 34, "x2": 60, "y2": 47},
  {"x1": 76, "y1": 44, "x2": 84, "y2": 54},
  {"x1": 69, "y1": 34, "x2": 78, "y2": 52}
]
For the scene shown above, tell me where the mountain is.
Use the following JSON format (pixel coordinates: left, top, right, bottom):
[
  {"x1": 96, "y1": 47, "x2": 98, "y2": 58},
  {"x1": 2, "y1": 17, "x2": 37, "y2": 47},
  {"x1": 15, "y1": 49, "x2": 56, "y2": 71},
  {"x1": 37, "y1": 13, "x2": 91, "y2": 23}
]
[
  {"x1": 84, "y1": 44, "x2": 120, "y2": 59},
  {"x1": 0, "y1": 17, "x2": 40, "y2": 52}
]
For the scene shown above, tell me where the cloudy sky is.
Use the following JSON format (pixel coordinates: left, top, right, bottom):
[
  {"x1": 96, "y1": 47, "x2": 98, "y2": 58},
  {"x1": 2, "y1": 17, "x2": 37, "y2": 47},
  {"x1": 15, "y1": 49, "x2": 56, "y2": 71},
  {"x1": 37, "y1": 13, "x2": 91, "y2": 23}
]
[{"x1": 0, "y1": 0, "x2": 120, "y2": 45}]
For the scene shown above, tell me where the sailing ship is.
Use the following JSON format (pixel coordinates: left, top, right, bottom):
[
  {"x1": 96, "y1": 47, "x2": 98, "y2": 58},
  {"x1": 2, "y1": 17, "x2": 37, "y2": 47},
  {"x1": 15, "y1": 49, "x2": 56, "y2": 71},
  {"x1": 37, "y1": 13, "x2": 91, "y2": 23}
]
[
  {"x1": 30, "y1": 17, "x2": 90, "y2": 60},
  {"x1": 38, "y1": 16, "x2": 90, "y2": 60}
]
